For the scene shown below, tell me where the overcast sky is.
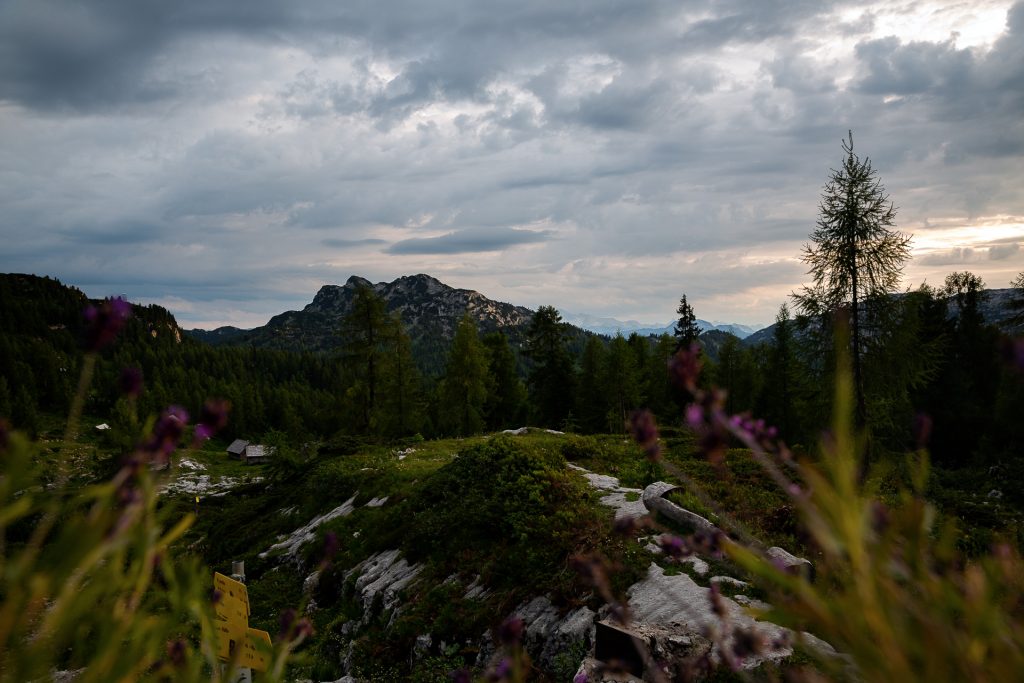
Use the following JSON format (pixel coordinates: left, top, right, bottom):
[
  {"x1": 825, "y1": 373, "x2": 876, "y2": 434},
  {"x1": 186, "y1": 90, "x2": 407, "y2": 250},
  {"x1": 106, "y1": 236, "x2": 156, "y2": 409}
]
[{"x1": 2, "y1": 0, "x2": 1023, "y2": 329}]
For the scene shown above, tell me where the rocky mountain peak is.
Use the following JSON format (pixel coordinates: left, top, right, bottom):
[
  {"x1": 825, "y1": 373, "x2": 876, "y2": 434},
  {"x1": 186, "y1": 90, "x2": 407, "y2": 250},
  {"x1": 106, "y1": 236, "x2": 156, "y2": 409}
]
[
  {"x1": 218, "y1": 273, "x2": 543, "y2": 368},
  {"x1": 344, "y1": 275, "x2": 373, "y2": 289},
  {"x1": 401, "y1": 273, "x2": 447, "y2": 296}
]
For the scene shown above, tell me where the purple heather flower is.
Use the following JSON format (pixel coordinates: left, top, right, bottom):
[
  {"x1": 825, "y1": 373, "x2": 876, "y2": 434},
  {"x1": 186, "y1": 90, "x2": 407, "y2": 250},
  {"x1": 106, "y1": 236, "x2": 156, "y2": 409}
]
[
  {"x1": 771, "y1": 633, "x2": 791, "y2": 651},
  {"x1": 83, "y1": 297, "x2": 131, "y2": 351},
  {"x1": 194, "y1": 399, "x2": 230, "y2": 443},
  {"x1": 691, "y1": 529, "x2": 724, "y2": 555},
  {"x1": 613, "y1": 515, "x2": 650, "y2": 535},
  {"x1": 487, "y1": 658, "x2": 512, "y2": 681},
  {"x1": 278, "y1": 608, "x2": 297, "y2": 639},
  {"x1": 731, "y1": 626, "x2": 766, "y2": 660},
  {"x1": 162, "y1": 410, "x2": 188, "y2": 444},
  {"x1": 608, "y1": 602, "x2": 630, "y2": 625},
  {"x1": 498, "y1": 616, "x2": 524, "y2": 645},
  {"x1": 699, "y1": 429, "x2": 727, "y2": 466},
  {"x1": 320, "y1": 531, "x2": 340, "y2": 567},
  {"x1": 117, "y1": 366, "x2": 144, "y2": 398},
  {"x1": 627, "y1": 409, "x2": 661, "y2": 460},
  {"x1": 166, "y1": 638, "x2": 187, "y2": 667},
  {"x1": 573, "y1": 673, "x2": 589, "y2": 683},
  {"x1": 143, "y1": 405, "x2": 189, "y2": 463},
  {"x1": 668, "y1": 344, "x2": 702, "y2": 392},
  {"x1": 685, "y1": 404, "x2": 705, "y2": 429},
  {"x1": 658, "y1": 533, "x2": 687, "y2": 558},
  {"x1": 709, "y1": 582, "x2": 726, "y2": 618},
  {"x1": 294, "y1": 617, "x2": 314, "y2": 640}
]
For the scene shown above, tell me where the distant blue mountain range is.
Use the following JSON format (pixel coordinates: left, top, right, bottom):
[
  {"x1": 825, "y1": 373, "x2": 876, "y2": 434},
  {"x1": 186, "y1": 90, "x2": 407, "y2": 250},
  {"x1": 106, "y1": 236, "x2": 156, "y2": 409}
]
[{"x1": 560, "y1": 311, "x2": 763, "y2": 339}]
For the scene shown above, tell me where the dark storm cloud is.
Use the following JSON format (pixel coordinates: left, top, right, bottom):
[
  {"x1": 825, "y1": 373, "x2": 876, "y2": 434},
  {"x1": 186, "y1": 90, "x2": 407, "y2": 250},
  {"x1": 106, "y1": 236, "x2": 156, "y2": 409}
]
[
  {"x1": 855, "y1": 37, "x2": 975, "y2": 95},
  {"x1": 0, "y1": 0, "x2": 850, "y2": 114},
  {"x1": 387, "y1": 228, "x2": 553, "y2": 255},
  {"x1": 854, "y1": 3, "x2": 1024, "y2": 119},
  {"x1": 0, "y1": 0, "x2": 300, "y2": 110},
  {"x1": 1, "y1": 0, "x2": 1023, "y2": 328}
]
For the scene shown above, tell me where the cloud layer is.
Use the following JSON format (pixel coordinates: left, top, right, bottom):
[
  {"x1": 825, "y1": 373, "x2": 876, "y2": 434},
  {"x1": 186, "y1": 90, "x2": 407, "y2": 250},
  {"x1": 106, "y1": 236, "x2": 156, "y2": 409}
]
[{"x1": 2, "y1": 0, "x2": 1023, "y2": 328}]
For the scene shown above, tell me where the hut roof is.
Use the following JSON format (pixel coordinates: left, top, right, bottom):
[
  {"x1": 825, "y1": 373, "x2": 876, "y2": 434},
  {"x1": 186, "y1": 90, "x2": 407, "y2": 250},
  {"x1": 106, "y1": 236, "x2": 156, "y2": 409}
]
[{"x1": 227, "y1": 439, "x2": 249, "y2": 455}]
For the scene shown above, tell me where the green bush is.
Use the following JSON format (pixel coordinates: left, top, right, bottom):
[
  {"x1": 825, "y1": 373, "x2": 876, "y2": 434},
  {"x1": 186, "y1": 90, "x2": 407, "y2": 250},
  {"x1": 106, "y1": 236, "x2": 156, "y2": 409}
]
[{"x1": 399, "y1": 436, "x2": 594, "y2": 591}]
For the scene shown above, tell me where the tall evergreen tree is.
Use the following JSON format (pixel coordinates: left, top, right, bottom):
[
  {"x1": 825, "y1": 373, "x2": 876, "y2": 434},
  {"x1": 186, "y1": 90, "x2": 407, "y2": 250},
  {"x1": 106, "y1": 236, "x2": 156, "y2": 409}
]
[
  {"x1": 524, "y1": 306, "x2": 576, "y2": 428},
  {"x1": 715, "y1": 334, "x2": 756, "y2": 414},
  {"x1": 439, "y1": 315, "x2": 489, "y2": 436},
  {"x1": 576, "y1": 336, "x2": 608, "y2": 434},
  {"x1": 794, "y1": 131, "x2": 912, "y2": 430},
  {"x1": 757, "y1": 304, "x2": 807, "y2": 442},
  {"x1": 380, "y1": 314, "x2": 423, "y2": 436},
  {"x1": 482, "y1": 331, "x2": 526, "y2": 431},
  {"x1": 924, "y1": 272, "x2": 1000, "y2": 461},
  {"x1": 673, "y1": 295, "x2": 701, "y2": 350},
  {"x1": 626, "y1": 332, "x2": 651, "y2": 406},
  {"x1": 339, "y1": 285, "x2": 392, "y2": 433},
  {"x1": 646, "y1": 334, "x2": 677, "y2": 422},
  {"x1": 602, "y1": 334, "x2": 641, "y2": 433}
]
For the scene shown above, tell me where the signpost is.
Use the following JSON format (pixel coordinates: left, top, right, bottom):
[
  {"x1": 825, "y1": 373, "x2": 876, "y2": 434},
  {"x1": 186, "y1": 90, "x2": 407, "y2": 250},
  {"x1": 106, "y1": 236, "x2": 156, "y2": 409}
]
[{"x1": 213, "y1": 565, "x2": 272, "y2": 679}]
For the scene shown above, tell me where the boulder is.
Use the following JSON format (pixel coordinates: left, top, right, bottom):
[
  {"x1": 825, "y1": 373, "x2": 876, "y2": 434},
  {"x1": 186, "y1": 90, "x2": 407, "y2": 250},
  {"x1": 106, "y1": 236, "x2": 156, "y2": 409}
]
[{"x1": 765, "y1": 546, "x2": 814, "y2": 581}]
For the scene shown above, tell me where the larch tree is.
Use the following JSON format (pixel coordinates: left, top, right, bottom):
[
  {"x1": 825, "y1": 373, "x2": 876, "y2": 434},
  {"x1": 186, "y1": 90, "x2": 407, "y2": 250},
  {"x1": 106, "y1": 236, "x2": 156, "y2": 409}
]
[{"x1": 794, "y1": 131, "x2": 912, "y2": 429}]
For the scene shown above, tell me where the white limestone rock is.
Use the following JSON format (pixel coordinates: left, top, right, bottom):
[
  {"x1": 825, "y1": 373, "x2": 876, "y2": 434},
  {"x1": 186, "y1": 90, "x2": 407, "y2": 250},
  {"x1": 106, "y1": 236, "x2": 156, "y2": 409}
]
[
  {"x1": 765, "y1": 546, "x2": 814, "y2": 581},
  {"x1": 627, "y1": 563, "x2": 792, "y2": 670},
  {"x1": 260, "y1": 494, "x2": 358, "y2": 561},
  {"x1": 349, "y1": 550, "x2": 423, "y2": 621}
]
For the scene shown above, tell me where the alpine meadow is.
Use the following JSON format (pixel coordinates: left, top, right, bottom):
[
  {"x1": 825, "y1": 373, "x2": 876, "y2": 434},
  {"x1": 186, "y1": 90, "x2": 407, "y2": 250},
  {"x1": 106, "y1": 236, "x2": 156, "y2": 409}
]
[{"x1": 3, "y1": 2, "x2": 1024, "y2": 682}]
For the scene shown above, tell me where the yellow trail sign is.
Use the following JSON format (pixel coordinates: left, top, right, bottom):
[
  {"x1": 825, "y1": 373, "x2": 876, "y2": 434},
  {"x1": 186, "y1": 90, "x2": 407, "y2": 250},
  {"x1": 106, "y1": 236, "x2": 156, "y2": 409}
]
[
  {"x1": 213, "y1": 572, "x2": 272, "y2": 672},
  {"x1": 242, "y1": 628, "x2": 272, "y2": 671},
  {"x1": 214, "y1": 572, "x2": 249, "y2": 615}
]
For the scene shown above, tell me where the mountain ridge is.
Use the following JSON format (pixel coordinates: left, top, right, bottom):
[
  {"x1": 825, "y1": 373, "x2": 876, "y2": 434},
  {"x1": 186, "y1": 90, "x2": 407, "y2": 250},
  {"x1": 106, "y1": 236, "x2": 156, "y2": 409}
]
[{"x1": 186, "y1": 273, "x2": 560, "y2": 375}]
